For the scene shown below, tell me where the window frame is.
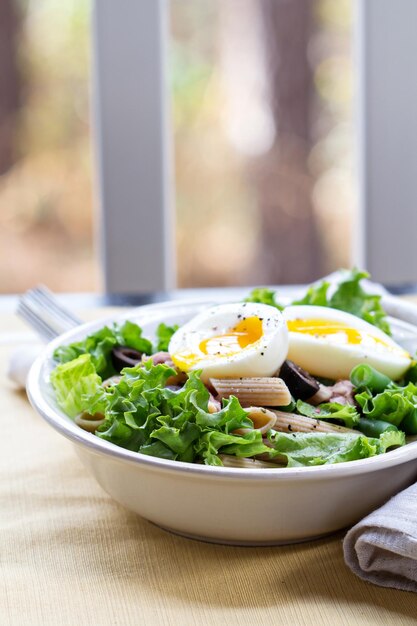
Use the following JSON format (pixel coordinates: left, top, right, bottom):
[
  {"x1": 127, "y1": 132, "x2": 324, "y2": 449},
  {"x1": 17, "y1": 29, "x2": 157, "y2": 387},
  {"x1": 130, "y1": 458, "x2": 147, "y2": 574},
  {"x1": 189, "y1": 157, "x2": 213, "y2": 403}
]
[
  {"x1": 92, "y1": 0, "x2": 417, "y2": 293},
  {"x1": 92, "y1": 0, "x2": 175, "y2": 294},
  {"x1": 355, "y1": 0, "x2": 417, "y2": 286}
]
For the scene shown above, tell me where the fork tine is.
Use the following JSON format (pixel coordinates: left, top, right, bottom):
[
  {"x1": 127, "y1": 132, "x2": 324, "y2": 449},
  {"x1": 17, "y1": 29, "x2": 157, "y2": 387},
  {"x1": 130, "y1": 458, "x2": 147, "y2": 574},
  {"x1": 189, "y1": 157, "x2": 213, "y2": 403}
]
[
  {"x1": 17, "y1": 285, "x2": 82, "y2": 342},
  {"x1": 28, "y1": 285, "x2": 82, "y2": 326},
  {"x1": 17, "y1": 301, "x2": 58, "y2": 342}
]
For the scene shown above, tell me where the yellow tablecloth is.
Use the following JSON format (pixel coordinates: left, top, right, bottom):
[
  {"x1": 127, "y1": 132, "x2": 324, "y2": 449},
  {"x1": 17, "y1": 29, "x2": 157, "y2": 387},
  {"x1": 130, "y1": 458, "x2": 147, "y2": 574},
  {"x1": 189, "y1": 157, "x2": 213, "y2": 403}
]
[{"x1": 2, "y1": 307, "x2": 417, "y2": 626}]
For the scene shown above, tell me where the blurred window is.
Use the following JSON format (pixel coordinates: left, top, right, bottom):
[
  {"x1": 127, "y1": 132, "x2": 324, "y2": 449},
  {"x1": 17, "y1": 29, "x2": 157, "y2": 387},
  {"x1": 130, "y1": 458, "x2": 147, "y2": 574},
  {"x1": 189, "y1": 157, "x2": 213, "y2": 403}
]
[
  {"x1": 0, "y1": 0, "x2": 354, "y2": 293},
  {"x1": 0, "y1": 0, "x2": 96, "y2": 293},
  {"x1": 171, "y1": 0, "x2": 355, "y2": 287}
]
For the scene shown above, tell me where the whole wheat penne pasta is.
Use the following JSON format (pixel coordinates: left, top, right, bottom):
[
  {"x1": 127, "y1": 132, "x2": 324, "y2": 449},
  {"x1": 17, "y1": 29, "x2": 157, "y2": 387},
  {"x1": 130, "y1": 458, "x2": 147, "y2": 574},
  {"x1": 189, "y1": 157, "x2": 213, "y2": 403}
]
[
  {"x1": 218, "y1": 454, "x2": 284, "y2": 468},
  {"x1": 234, "y1": 406, "x2": 277, "y2": 435},
  {"x1": 102, "y1": 375, "x2": 122, "y2": 388},
  {"x1": 75, "y1": 412, "x2": 106, "y2": 433},
  {"x1": 210, "y1": 377, "x2": 291, "y2": 407},
  {"x1": 270, "y1": 410, "x2": 360, "y2": 434}
]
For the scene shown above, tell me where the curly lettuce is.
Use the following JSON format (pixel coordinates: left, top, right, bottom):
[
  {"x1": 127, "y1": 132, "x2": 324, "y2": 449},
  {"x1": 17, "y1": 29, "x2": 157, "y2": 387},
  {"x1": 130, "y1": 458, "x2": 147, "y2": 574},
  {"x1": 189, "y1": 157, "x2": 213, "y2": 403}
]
[
  {"x1": 53, "y1": 321, "x2": 153, "y2": 379},
  {"x1": 295, "y1": 400, "x2": 360, "y2": 429},
  {"x1": 51, "y1": 358, "x2": 272, "y2": 465},
  {"x1": 154, "y1": 322, "x2": 179, "y2": 352},
  {"x1": 245, "y1": 268, "x2": 391, "y2": 334},
  {"x1": 355, "y1": 382, "x2": 417, "y2": 430},
  {"x1": 50, "y1": 355, "x2": 406, "y2": 466},
  {"x1": 269, "y1": 430, "x2": 405, "y2": 467},
  {"x1": 244, "y1": 287, "x2": 283, "y2": 311}
]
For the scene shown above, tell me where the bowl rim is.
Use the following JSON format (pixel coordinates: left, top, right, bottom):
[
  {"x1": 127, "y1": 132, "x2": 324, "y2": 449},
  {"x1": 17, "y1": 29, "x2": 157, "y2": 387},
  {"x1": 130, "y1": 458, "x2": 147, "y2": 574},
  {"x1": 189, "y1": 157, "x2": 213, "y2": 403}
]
[{"x1": 27, "y1": 297, "x2": 417, "y2": 481}]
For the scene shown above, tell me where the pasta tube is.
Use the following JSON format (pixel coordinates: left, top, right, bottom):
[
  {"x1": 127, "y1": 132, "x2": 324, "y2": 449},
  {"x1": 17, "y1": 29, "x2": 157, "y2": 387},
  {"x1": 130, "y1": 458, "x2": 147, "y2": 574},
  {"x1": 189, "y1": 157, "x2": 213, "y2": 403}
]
[
  {"x1": 218, "y1": 454, "x2": 284, "y2": 468},
  {"x1": 271, "y1": 410, "x2": 360, "y2": 434},
  {"x1": 210, "y1": 377, "x2": 291, "y2": 407},
  {"x1": 75, "y1": 412, "x2": 106, "y2": 433},
  {"x1": 234, "y1": 406, "x2": 277, "y2": 434}
]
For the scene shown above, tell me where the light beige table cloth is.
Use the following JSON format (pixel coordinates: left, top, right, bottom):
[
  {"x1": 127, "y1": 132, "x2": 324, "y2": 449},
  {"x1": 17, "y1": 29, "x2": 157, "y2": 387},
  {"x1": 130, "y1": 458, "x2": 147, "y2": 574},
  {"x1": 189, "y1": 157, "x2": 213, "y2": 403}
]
[{"x1": 2, "y1": 308, "x2": 417, "y2": 626}]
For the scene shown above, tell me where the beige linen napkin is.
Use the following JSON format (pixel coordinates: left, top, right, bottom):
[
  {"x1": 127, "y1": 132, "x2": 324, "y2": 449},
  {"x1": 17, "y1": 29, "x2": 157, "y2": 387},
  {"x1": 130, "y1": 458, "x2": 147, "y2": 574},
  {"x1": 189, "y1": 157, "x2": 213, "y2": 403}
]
[
  {"x1": 343, "y1": 483, "x2": 417, "y2": 592},
  {"x1": 7, "y1": 344, "x2": 43, "y2": 389}
]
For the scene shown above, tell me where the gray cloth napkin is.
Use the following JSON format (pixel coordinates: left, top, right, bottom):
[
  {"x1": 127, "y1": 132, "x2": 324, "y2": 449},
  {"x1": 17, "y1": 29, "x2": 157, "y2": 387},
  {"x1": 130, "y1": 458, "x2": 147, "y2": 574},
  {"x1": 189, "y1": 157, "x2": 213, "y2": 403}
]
[{"x1": 343, "y1": 483, "x2": 417, "y2": 592}]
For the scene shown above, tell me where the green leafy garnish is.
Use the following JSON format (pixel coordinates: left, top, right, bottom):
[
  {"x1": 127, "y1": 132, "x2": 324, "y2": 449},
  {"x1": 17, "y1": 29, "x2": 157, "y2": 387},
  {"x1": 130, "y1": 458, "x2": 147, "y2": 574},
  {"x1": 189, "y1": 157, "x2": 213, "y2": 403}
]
[
  {"x1": 355, "y1": 382, "x2": 417, "y2": 429},
  {"x1": 294, "y1": 268, "x2": 390, "y2": 333},
  {"x1": 49, "y1": 266, "x2": 409, "y2": 469},
  {"x1": 50, "y1": 354, "x2": 107, "y2": 418},
  {"x1": 89, "y1": 363, "x2": 269, "y2": 465},
  {"x1": 269, "y1": 430, "x2": 404, "y2": 467},
  {"x1": 53, "y1": 321, "x2": 153, "y2": 379},
  {"x1": 155, "y1": 322, "x2": 179, "y2": 352},
  {"x1": 296, "y1": 400, "x2": 360, "y2": 429},
  {"x1": 50, "y1": 355, "x2": 406, "y2": 467},
  {"x1": 291, "y1": 281, "x2": 330, "y2": 307},
  {"x1": 244, "y1": 288, "x2": 283, "y2": 311},
  {"x1": 327, "y1": 269, "x2": 390, "y2": 334},
  {"x1": 244, "y1": 268, "x2": 391, "y2": 334}
]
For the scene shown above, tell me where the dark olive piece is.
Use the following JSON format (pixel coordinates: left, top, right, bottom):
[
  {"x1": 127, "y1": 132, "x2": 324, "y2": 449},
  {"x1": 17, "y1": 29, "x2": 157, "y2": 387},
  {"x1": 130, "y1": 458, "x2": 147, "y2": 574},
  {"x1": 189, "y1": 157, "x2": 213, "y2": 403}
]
[
  {"x1": 111, "y1": 346, "x2": 143, "y2": 371},
  {"x1": 278, "y1": 360, "x2": 320, "y2": 401}
]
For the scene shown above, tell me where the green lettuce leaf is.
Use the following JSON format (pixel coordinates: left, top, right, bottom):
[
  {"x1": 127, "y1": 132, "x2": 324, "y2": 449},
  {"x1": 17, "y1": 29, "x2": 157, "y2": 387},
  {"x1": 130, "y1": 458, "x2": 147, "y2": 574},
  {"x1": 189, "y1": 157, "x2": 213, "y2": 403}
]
[
  {"x1": 115, "y1": 320, "x2": 153, "y2": 354},
  {"x1": 155, "y1": 322, "x2": 179, "y2": 352},
  {"x1": 151, "y1": 422, "x2": 201, "y2": 456},
  {"x1": 50, "y1": 354, "x2": 107, "y2": 418},
  {"x1": 292, "y1": 268, "x2": 390, "y2": 334},
  {"x1": 296, "y1": 400, "x2": 360, "y2": 428},
  {"x1": 53, "y1": 321, "x2": 153, "y2": 379},
  {"x1": 270, "y1": 431, "x2": 404, "y2": 467},
  {"x1": 355, "y1": 382, "x2": 417, "y2": 427},
  {"x1": 327, "y1": 269, "x2": 390, "y2": 334},
  {"x1": 95, "y1": 362, "x2": 257, "y2": 465},
  {"x1": 51, "y1": 353, "x2": 406, "y2": 467},
  {"x1": 378, "y1": 429, "x2": 406, "y2": 453},
  {"x1": 244, "y1": 268, "x2": 391, "y2": 334},
  {"x1": 244, "y1": 288, "x2": 283, "y2": 311},
  {"x1": 195, "y1": 429, "x2": 271, "y2": 466},
  {"x1": 291, "y1": 281, "x2": 330, "y2": 306},
  {"x1": 194, "y1": 395, "x2": 252, "y2": 433}
]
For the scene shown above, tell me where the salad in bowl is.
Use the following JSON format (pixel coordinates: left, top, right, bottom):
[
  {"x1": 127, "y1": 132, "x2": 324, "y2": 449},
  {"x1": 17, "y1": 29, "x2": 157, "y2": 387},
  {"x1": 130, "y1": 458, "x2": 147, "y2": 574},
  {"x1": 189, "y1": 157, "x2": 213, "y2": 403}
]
[
  {"x1": 49, "y1": 269, "x2": 417, "y2": 469},
  {"x1": 28, "y1": 269, "x2": 417, "y2": 544}
]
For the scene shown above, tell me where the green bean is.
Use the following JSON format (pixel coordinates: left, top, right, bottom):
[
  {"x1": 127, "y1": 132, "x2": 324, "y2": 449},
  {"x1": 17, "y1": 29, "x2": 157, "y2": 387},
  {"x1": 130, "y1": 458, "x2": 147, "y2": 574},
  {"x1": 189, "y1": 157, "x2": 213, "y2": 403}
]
[
  {"x1": 404, "y1": 361, "x2": 417, "y2": 384},
  {"x1": 401, "y1": 408, "x2": 417, "y2": 435},
  {"x1": 357, "y1": 418, "x2": 398, "y2": 438},
  {"x1": 350, "y1": 364, "x2": 391, "y2": 393}
]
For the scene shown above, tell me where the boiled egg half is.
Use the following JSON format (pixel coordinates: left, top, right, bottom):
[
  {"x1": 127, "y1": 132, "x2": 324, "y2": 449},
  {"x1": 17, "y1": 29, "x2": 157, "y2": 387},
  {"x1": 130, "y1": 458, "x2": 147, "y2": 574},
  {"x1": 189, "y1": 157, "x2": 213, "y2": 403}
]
[
  {"x1": 283, "y1": 305, "x2": 411, "y2": 380},
  {"x1": 169, "y1": 303, "x2": 288, "y2": 381}
]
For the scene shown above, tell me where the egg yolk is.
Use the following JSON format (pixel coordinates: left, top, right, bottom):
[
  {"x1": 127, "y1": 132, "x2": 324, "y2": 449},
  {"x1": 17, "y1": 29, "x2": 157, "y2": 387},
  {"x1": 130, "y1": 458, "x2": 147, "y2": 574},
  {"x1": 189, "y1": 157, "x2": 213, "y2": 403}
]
[
  {"x1": 171, "y1": 316, "x2": 263, "y2": 371},
  {"x1": 200, "y1": 316, "x2": 263, "y2": 355},
  {"x1": 287, "y1": 318, "x2": 408, "y2": 355}
]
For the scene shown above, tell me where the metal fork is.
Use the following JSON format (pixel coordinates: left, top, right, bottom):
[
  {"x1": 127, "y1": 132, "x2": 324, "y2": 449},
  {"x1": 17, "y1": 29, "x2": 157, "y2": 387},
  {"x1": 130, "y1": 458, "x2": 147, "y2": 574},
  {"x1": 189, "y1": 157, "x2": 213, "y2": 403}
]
[{"x1": 17, "y1": 285, "x2": 82, "y2": 342}]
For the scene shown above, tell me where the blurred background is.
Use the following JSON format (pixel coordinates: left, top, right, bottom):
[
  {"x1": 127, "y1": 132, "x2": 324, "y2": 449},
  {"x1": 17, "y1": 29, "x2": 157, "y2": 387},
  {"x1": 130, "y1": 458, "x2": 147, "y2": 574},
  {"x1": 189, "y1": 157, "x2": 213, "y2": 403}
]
[{"x1": 0, "y1": 0, "x2": 355, "y2": 293}]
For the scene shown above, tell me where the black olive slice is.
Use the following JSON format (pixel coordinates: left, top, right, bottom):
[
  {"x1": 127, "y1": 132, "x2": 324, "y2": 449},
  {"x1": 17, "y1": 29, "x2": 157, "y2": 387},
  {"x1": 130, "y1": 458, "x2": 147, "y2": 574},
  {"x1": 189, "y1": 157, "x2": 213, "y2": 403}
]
[
  {"x1": 111, "y1": 346, "x2": 143, "y2": 371},
  {"x1": 278, "y1": 360, "x2": 320, "y2": 401}
]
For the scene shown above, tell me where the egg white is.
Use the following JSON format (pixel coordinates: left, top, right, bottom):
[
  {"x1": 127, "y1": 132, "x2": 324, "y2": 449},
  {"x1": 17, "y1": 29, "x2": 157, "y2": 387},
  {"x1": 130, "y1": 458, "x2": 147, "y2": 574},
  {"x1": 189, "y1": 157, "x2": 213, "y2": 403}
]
[
  {"x1": 283, "y1": 305, "x2": 411, "y2": 380},
  {"x1": 168, "y1": 302, "x2": 289, "y2": 382}
]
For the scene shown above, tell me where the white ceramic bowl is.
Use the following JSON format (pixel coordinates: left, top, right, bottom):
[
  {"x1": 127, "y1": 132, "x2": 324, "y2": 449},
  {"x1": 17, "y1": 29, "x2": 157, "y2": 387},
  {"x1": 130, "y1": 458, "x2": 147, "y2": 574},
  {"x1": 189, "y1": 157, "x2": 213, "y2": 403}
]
[{"x1": 27, "y1": 299, "x2": 417, "y2": 545}]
